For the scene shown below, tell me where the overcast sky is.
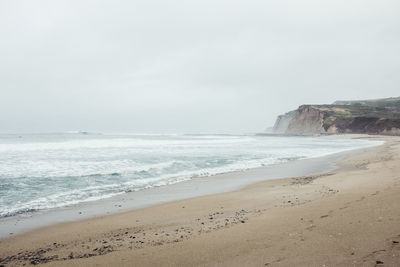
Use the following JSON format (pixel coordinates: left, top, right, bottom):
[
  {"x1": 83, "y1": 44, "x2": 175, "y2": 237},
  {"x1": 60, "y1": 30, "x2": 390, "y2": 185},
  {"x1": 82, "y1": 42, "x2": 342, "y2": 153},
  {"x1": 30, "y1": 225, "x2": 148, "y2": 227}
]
[{"x1": 0, "y1": 0, "x2": 399, "y2": 134}]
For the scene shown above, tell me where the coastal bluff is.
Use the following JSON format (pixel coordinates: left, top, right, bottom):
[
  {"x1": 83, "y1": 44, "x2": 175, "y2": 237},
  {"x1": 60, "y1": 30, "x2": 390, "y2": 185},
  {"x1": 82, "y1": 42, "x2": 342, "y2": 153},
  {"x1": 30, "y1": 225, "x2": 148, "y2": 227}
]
[{"x1": 273, "y1": 97, "x2": 400, "y2": 135}]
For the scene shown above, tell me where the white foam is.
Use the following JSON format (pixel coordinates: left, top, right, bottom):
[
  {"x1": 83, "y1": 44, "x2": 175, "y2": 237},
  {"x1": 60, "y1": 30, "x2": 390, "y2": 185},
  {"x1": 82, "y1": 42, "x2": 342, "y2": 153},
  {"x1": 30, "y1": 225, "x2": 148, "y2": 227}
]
[{"x1": 0, "y1": 134, "x2": 383, "y2": 217}]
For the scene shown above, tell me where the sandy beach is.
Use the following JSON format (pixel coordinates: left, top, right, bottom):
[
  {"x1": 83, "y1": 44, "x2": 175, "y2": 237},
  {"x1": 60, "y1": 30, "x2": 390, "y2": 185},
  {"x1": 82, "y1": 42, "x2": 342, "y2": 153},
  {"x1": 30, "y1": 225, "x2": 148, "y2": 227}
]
[{"x1": 1, "y1": 134, "x2": 400, "y2": 266}]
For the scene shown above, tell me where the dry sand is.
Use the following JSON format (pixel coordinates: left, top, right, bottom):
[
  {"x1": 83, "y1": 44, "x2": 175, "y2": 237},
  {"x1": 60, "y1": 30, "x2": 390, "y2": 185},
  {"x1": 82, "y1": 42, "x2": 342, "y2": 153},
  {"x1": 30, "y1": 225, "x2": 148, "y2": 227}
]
[{"x1": 1, "y1": 135, "x2": 400, "y2": 266}]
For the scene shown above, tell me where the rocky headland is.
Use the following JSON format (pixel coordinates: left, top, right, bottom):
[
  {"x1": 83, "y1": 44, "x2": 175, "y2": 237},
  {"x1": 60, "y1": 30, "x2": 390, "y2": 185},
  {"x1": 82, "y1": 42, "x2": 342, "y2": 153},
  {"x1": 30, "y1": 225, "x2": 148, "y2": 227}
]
[{"x1": 273, "y1": 97, "x2": 400, "y2": 135}]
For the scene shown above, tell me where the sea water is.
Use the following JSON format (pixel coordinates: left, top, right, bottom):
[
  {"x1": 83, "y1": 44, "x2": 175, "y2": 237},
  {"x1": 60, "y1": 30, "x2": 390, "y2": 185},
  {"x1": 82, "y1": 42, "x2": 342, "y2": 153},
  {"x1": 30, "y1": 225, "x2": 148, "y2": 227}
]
[{"x1": 0, "y1": 133, "x2": 381, "y2": 217}]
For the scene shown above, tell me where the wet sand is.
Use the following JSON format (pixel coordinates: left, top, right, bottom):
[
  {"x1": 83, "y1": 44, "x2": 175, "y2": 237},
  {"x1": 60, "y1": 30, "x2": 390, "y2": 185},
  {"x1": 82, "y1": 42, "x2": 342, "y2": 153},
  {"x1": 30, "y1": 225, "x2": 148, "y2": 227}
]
[{"x1": 1, "y1": 135, "x2": 400, "y2": 266}]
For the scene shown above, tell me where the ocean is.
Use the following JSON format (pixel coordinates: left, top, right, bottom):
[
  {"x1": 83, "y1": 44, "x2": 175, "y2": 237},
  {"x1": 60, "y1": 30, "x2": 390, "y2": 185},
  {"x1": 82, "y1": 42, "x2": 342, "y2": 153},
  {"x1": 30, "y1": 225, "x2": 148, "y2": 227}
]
[{"x1": 0, "y1": 133, "x2": 381, "y2": 218}]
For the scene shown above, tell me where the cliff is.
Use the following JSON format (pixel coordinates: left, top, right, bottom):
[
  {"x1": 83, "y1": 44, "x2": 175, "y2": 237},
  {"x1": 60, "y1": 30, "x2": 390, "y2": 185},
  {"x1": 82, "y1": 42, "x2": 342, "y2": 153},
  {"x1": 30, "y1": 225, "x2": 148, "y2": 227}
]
[
  {"x1": 272, "y1": 97, "x2": 400, "y2": 135},
  {"x1": 272, "y1": 111, "x2": 294, "y2": 134}
]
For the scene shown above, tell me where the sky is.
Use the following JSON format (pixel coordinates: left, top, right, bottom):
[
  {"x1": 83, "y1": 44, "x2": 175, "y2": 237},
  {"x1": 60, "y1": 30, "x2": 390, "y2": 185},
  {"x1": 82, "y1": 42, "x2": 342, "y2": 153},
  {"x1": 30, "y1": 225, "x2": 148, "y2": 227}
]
[{"x1": 0, "y1": 0, "x2": 399, "y2": 134}]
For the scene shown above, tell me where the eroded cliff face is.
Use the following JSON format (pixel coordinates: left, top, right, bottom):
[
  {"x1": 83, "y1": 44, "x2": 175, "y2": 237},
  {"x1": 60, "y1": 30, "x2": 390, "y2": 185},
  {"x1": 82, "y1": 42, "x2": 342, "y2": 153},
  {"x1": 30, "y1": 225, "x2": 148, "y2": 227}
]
[
  {"x1": 272, "y1": 99, "x2": 400, "y2": 136},
  {"x1": 327, "y1": 117, "x2": 400, "y2": 135},
  {"x1": 285, "y1": 106, "x2": 326, "y2": 135},
  {"x1": 272, "y1": 112, "x2": 294, "y2": 134},
  {"x1": 273, "y1": 106, "x2": 327, "y2": 135}
]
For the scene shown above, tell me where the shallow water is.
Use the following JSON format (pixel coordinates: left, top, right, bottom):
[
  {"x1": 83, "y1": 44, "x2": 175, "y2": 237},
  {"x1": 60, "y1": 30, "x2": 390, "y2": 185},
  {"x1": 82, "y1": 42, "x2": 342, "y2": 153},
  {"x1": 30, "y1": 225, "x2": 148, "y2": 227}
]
[{"x1": 0, "y1": 133, "x2": 382, "y2": 217}]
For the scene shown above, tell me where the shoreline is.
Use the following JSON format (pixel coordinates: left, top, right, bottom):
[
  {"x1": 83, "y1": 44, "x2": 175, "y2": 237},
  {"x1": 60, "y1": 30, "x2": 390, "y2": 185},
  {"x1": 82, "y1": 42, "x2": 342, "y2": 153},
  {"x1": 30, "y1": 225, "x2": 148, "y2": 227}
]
[
  {"x1": 0, "y1": 136, "x2": 380, "y2": 240},
  {"x1": 1, "y1": 134, "x2": 400, "y2": 266}
]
